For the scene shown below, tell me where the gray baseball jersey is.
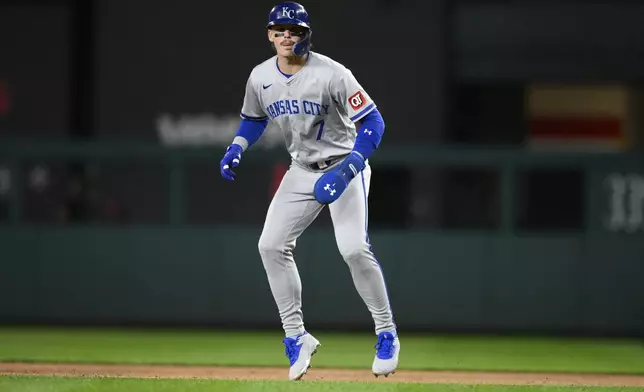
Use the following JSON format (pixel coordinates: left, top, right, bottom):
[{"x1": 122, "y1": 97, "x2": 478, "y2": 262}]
[{"x1": 240, "y1": 52, "x2": 377, "y2": 166}]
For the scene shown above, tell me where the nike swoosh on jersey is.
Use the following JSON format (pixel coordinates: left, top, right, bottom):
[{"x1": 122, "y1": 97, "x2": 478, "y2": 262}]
[{"x1": 263, "y1": 84, "x2": 272, "y2": 89}]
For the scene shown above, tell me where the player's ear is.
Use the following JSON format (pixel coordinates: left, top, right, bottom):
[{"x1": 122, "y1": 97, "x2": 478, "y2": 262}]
[{"x1": 267, "y1": 29, "x2": 274, "y2": 43}]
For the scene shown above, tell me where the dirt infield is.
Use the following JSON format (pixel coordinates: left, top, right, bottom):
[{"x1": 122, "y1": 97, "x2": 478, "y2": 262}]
[{"x1": 2, "y1": 363, "x2": 644, "y2": 387}]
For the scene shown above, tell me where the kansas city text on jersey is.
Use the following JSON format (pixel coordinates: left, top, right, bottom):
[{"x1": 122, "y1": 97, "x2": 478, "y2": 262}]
[{"x1": 265, "y1": 99, "x2": 330, "y2": 120}]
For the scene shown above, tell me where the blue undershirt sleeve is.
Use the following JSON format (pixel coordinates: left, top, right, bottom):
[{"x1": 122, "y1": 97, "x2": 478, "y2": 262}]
[
  {"x1": 352, "y1": 108, "x2": 385, "y2": 159},
  {"x1": 232, "y1": 118, "x2": 269, "y2": 151}
]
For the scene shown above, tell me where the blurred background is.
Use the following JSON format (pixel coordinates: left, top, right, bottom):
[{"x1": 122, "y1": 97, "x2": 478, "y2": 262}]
[{"x1": 0, "y1": 0, "x2": 643, "y2": 338}]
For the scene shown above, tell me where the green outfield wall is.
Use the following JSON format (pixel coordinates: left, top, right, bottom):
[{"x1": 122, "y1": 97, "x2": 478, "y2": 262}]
[{"x1": 1, "y1": 227, "x2": 642, "y2": 335}]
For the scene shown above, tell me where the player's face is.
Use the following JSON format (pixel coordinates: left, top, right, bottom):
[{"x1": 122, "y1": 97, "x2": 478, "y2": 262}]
[{"x1": 268, "y1": 24, "x2": 307, "y2": 57}]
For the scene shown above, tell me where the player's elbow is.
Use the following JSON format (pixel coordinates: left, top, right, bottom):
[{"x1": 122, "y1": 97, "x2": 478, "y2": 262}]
[
  {"x1": 352, "y1": 108, "x2": 385, "y2": 159},
  {"x1": 373, "y1": 108, "x2": 385, "y2": 127},
  {"x1": 365, "y1": 108, "x2": 385, "y2": 136},
  {"x1": 365, "y1": 109, "x2": 385, "y2": 143},
  {"x1": 375, "y1": 110, "x2": 385, "y2": 134}
]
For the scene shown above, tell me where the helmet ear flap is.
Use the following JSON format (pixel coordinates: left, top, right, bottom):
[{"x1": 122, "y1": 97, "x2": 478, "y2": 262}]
[{"x1": 293, "y1": 29, "x2": 312, "y2": 56}]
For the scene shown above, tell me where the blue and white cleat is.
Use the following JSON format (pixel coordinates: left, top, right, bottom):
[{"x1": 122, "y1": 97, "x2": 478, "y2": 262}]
[
  {"x1": 372, "y1": 331, "x2": 400, "y2": 377},
  {"x1": 283, "y1": 331, "x2": 321, "y2": 381}
]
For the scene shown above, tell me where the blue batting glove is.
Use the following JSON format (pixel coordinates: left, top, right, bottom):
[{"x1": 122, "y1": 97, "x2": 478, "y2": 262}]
[
  {"x1": 220, "y1": 144, "x2": 243, "y2": 181},
  {"x1": 313, "y1": 152, "x2": 365, "y2": 204},
  {"x1": 314, "y1": 170, "x2": 344, "y2": 204}
]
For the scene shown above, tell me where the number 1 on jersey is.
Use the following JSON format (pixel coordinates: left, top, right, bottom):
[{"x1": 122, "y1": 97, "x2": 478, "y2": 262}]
[{"x1": 315, "y1": 119, "x2": 325, "y2": 140}]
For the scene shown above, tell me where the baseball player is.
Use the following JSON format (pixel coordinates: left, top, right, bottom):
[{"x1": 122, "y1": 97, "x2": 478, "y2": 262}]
[{"x1": 219, "y1": 1, "x2": 399, "y2": 381}]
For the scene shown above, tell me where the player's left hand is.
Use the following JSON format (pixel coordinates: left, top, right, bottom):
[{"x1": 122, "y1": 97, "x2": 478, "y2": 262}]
[
  {"x1": 313, "y1": 152, "x2": 365, "y2": 204},
  {"x1": 220, "y1": 144, "x2": 243, "y2": 181}
]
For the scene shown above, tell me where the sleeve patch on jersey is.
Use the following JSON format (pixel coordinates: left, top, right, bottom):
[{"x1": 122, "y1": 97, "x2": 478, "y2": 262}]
[{"x1": 348, "y1": 91, "x2": 367, "y2": 111}]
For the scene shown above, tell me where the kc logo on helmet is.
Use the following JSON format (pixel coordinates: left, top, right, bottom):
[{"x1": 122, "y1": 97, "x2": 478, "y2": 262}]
[
  {"x1": 349, "y1": 91, "x2": 366, "y2": 110},
  {"x1": 281, "y1": 7, "x2": 295, "y2": 18}
]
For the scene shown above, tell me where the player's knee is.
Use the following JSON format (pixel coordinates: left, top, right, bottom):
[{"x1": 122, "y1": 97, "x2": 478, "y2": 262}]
[
  {"x1": 258, "y1": 234, "x2": 288, "y2": 261},
  {"x1": 337, "y1": 242, "x2": 371, "y2": 264},
  {"x1": 257, "y1": 235, "x2": 275, "y2": 258}
]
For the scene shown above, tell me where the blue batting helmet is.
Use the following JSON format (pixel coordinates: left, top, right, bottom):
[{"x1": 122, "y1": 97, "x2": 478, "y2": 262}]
[{"x1": 267, "y1": 2, "x2": 312, "y2": 56}]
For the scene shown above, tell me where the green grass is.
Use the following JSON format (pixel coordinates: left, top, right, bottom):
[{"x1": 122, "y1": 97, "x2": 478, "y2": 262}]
[
  {"x1": 0, "y1": 327, "x2": 643, "y2": 374},
  {"x1": 0, "y1": 376, "x2": 642, "y2": 392}
]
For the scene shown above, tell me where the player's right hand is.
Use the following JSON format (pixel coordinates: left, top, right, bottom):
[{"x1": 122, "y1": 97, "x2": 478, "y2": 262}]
[{"x1": 220, "y1": 144, "x2": 243, "y2": 181}]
